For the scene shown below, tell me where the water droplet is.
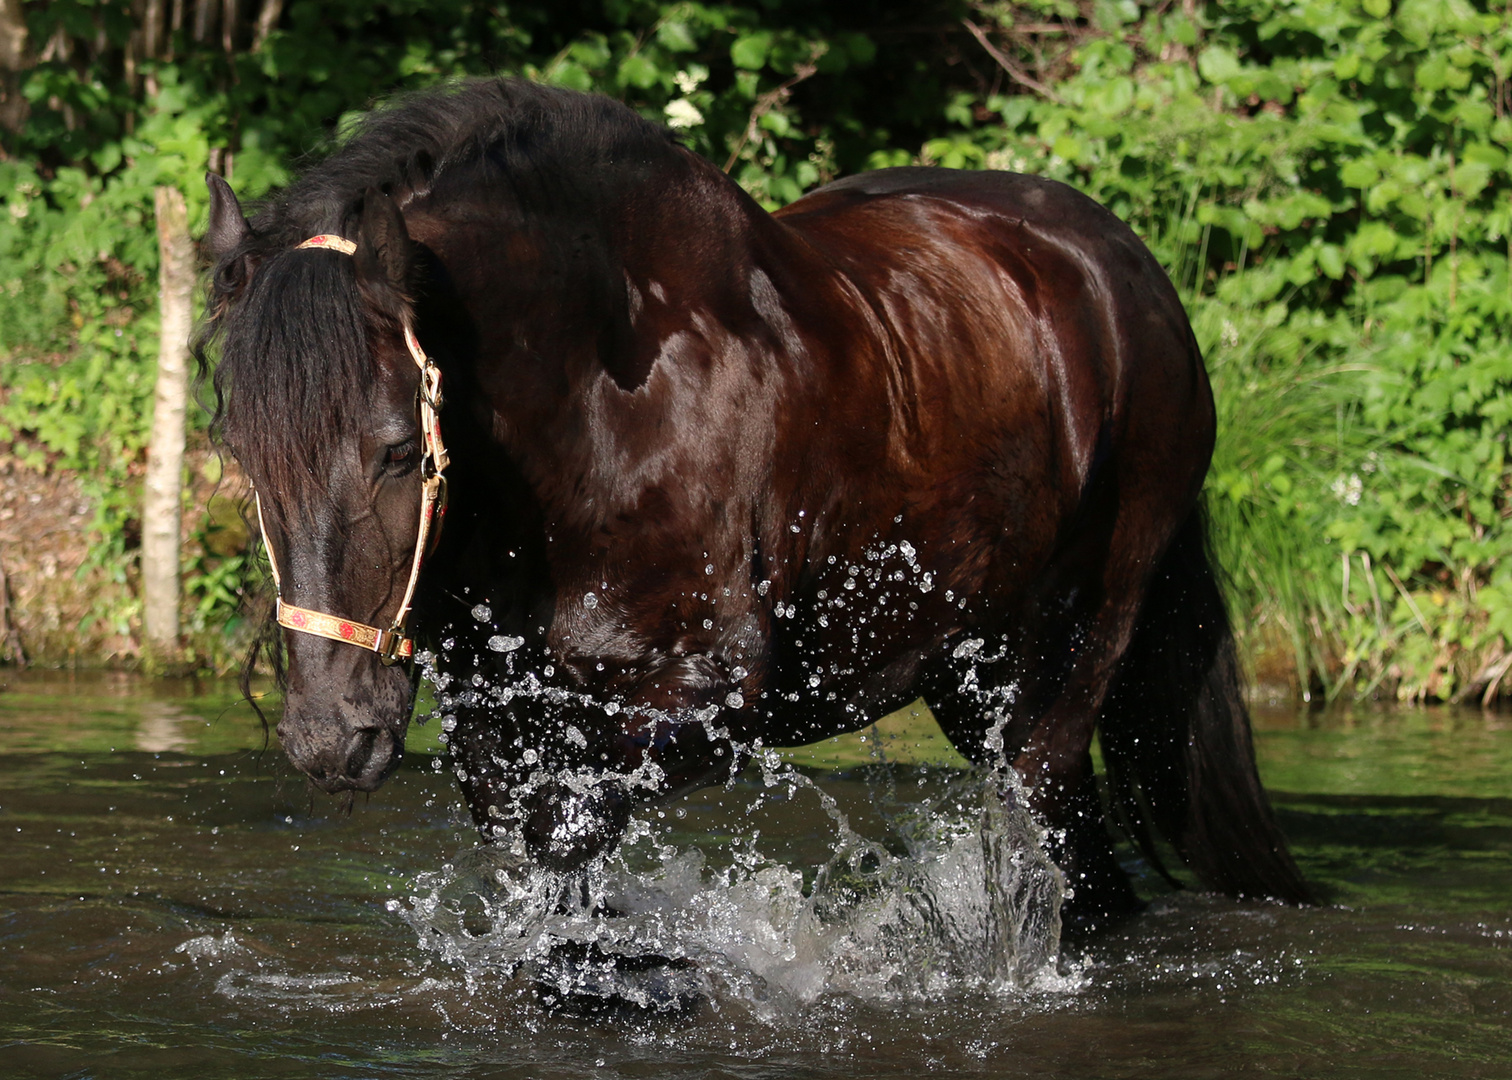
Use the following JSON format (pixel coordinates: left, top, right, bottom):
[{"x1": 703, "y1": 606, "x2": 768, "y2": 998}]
[
  {"x1": 705, "y1": 564, "x2": 714, "y2": 575},
  {"x1": 487, "y1": 635, "x2": 524, "y2": 653},
  {"x1": 471, "y1": 604, "x2": 492, "y2": 622},
  {"x1": 953, "y1": 637, "x2": 985, "y2": 660},
  {"x1": 583, "y1": 592, "x2": 599, "y2": 609},
  {"x1": 725, "y1": 691, "x2": 745, "y2": 709}
]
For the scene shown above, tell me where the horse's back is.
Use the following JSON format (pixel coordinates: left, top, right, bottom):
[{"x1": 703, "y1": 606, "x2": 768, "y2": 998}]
[
  {"x1": 777, "y1": 167, "x2": 1203, "y2": 402},
  {"x1": 772, "y1": 166, "x2": 1213, "y2": 521}
]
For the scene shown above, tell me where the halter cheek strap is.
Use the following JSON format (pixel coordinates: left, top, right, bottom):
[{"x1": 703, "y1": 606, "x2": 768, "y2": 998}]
[{"x1": 251, "y1": 233, "x2": 451, "y2": 665}]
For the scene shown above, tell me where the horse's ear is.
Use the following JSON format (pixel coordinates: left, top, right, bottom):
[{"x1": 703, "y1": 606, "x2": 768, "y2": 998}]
[
  {"x1": 355, "y1": 186, "x2": 412, "y2": 297},
  {"x1": 205, "y1": 172, "x2": 250, "y2": 260}
]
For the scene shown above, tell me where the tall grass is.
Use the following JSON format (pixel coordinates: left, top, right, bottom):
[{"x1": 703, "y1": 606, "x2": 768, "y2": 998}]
[{"x1": 1184, "y1": 280, "x2": 1375, "y2": 700}]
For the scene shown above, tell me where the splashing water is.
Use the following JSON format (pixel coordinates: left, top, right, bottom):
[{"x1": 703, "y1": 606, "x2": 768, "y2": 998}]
[
  {"x1": 404, "y1": 556, "x2": 1075, "y2": 1013},
  {"x1": 396, "y1": 762, "x2": 1074, "y2": 1014}
]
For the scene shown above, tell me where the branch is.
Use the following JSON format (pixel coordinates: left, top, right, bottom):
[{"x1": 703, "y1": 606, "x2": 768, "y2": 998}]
[
  {"x1": 723, "y1": 49, "x2": 823, "y2": 174},
  {"x1": 960, "y1": 19, "x2": 1070, "y2": 107}
]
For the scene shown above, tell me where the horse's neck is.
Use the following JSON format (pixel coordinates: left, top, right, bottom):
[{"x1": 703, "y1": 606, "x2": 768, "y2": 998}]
[
  {"x1": 424, "y1": 148, "x2": 772, "y2": 409},
  {"x1": 416, "y1": 149, "x2": 775, "y2": 507}
]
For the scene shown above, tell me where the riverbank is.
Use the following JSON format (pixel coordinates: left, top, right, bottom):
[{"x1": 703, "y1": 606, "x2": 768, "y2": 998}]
[{"x1": 0, "y1": 449, "x2": 252, "y2": 672}]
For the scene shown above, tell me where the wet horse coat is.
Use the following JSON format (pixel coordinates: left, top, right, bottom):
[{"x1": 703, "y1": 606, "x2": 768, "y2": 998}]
[{"x1": 202, "y1": 80, "x2": 1308, "y2": 920}]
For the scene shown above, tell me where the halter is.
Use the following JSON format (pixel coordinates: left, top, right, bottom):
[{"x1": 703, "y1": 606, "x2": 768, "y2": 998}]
[{"x1": 252, "y1": 233, "x2": 451, "y2": 665}]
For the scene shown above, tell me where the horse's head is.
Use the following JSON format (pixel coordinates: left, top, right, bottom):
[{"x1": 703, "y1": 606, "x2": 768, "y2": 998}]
[{"x1": 203, "y1": 175, "x2": 430, "y2": 793}]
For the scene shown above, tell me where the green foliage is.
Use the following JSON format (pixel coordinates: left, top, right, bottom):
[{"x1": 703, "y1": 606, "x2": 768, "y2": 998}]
[
  {"x1": 5, "y1": 0, "x2": 1512, "y2": 694},
  {"x1": 932, "y1": 0, "x2": 1512, "y2": 700}
]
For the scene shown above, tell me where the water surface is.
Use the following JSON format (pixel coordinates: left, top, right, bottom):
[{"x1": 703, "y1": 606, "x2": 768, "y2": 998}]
[{"x1": 1, "y1": 671, "x2": 1509, "y2": 1078}]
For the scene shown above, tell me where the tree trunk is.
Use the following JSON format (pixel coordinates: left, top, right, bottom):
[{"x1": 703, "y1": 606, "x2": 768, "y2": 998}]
[
  {"x1": 0, "y1": 0, "x2": 33, "y2": 141},
  {"x1": 221, "y1": 0, "x2": 239, "y2": 54},
  {"x1": 252, "y1": 0, "x2": 283, "y2": 51},
  {"x1": 192, "y1": 0, "x2": 218, "y2": 46},
  {"x1": 143, "y1": 0, "x2": 166, "y2": 61},
  {"x1": 142, "y1": 186, "x2": 195, "y2": 664},
  {"x1": 0, "y1": 550, "x2": 24, "y2": 668}
]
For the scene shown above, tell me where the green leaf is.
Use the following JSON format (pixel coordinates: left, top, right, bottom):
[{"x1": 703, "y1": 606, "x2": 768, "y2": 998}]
[
  {"x1": 731, "y1": 32, "x2": 772, "y2": 72},
  {"x1": 1197, "y1": 46, "x2": 1241, "y2": 85},
  {"x1": 1341, "y1": 159, "x2": 1379, "y2": 187},
  {"x1": 617, "y1": 53, "x2": 660, "y2": 90},
  {"x1": 841, "y1": 32, "x2": 876, "y2": 65},
  {"x1": 1317, "y1": 243, "x2": 1345, "y2": 280},
  {"x1": 657, "y1": 21, "x2": 698, "y2": 53}
]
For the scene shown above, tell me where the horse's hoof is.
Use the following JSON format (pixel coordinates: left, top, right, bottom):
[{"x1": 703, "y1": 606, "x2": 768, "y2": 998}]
[
  {"x1": 521, "y1": 781, "x2": 631, "y2": 871},
  {"x1": 530, "y1": 941, "x2": 705, "y2": 1016}
]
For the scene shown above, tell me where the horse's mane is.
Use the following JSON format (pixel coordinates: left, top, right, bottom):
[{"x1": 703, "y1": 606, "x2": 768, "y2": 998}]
[
  {"x1": 195, "y1": 79, "x2": 676, "y2": 504},
  {"x1": 243, "y1": 78, "x2": 678, "y2": 249}
]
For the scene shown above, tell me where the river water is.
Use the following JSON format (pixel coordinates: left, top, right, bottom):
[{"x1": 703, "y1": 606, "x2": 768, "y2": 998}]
[{"x1": 1, "y1": 669, "x2": 1509, "y2": 1078}]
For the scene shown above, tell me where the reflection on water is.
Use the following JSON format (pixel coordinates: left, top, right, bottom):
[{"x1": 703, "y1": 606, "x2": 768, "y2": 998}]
[
  {"x1": 134, "y1": 701, "x2": 195, "y2": 753},
  {"x1": 0, "y1": 670, "x2": 1509, "y2": 1078}
]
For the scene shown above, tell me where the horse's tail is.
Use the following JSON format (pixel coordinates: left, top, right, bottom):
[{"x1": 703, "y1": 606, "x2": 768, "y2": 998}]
[{"x1": 1097, "y1": 503, "x2": 1312, "y2": 903}]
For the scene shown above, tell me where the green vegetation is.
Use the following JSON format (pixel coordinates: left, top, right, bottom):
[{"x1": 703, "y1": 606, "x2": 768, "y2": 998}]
[{"x1": 2, "y1": 0, "x2": 1511, "y2": 702}]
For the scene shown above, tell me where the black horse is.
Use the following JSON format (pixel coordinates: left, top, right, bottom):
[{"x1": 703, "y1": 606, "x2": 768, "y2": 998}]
[{"x1": 200, "y1": 78, "x2": 1309, "y2": 922}]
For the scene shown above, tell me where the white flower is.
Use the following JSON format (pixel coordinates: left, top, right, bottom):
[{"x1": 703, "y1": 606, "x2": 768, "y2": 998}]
[
  {"x1": 1330, "y1": 473, "x2": 1363, "y2": 506},
  {"x1": 664, "y1": 98, "x2": 704, "y2": 130},
  {"x1": 673, "y1": 68, "x2": 706, "y2": 95}
]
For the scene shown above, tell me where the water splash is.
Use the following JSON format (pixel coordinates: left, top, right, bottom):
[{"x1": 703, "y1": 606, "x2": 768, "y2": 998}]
[
  {"x1": 395, "y1": 764, "x2": 1074, "y2": 1014},
  {"x1": 404, "y1": 556, "x2": 1075, "y2": 1013}
]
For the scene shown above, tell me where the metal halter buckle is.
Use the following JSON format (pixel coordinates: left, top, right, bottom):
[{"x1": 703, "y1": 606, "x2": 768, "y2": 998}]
[{"x1": 375, "y1": 625, "x2": 408, "y2": 665}]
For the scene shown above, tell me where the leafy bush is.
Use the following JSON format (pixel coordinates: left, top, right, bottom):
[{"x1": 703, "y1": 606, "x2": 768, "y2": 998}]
[{"x1": 4, "y1": 0, "x2": 1512, "y2": 697}]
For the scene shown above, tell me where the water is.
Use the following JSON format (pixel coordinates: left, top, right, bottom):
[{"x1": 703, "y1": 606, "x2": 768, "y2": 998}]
[{"x1": 2, "y1": 670, "x2": 1510, "y2": 1078}]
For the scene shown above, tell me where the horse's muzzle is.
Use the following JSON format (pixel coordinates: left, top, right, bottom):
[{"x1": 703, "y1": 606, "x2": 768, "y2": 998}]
[{"x1": 278, "y1": 721, "x2": 403, "y2": 793}]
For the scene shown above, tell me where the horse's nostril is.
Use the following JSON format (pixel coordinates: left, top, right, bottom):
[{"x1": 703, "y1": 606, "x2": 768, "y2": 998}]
[
  {"x1": 346, "y1": 727, "x2": 381, "y2": 774},
  {"x1": 342, "y1": 726, "x2": 401, "y2": 789}
]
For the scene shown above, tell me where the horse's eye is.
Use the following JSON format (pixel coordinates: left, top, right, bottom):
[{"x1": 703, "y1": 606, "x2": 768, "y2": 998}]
[{"x1": 385, "y1": 440, "x2": 417, "y2": 470}]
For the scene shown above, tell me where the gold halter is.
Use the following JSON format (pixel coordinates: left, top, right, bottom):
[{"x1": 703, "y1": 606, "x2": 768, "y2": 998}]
[{"x1": 252, "y1": 233, "x2": 450, "y2": 664}]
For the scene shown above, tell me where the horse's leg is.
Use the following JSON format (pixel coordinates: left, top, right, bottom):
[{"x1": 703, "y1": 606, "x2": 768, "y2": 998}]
[
  {"x1": 446, "y1": 652, "x2": 746, "y2": 868},
  {"x1": 921, "y1": 466, "x2": 1162, "y2": 928},
  {"x1": 921, "y1": 581, "x2": 1145, "y2": 930}
]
